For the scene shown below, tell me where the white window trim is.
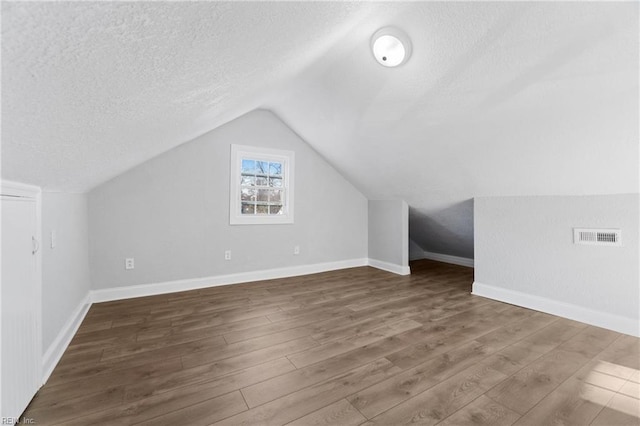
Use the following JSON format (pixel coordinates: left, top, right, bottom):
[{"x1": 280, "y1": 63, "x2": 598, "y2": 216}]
[{"x1": 229, "y1": 144, "x2": 295, "y2": 225}]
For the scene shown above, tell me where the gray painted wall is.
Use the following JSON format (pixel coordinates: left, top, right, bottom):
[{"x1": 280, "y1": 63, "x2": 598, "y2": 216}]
[
  {"x1": 368, "y1": 200, "x2": 408, "y2": 268},
  {"x1": 41, "y1": 192, "x2": 91, "y2": 352},
  {"x1": 88, "y1": 110, "x2": 368, "y2": 290},
  {"x1": 474, "y1": 194, "x2": 639, "y2": 331},
  {"x1": 408, "y1": 239, "x2": 424, "y2": 261},
  {"x1": 409, "y1": 200, "x2": 474, "y2": 259}
]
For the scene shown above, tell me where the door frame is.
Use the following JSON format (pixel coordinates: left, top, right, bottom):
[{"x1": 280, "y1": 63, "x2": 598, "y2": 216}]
[{"x1": 1, "y1": 180, "x2": 43, "y2": 388}]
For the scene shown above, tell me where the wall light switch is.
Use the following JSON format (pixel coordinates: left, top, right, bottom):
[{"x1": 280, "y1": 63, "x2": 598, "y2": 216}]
[
  {"x1": 51, "y1": 230, "x2": 57, "y2": 248},
  {"x1": 125, "y1": 258, "x2": 135, "y2": 270},
  {"x1": 294, "y1": 245, "x2": 300, "y2": 255}
]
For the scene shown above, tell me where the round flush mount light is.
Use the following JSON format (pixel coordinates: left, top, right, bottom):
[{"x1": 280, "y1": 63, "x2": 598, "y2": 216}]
[{"x1": 371, "y1": 27, "x2": 412, "y2": 67}]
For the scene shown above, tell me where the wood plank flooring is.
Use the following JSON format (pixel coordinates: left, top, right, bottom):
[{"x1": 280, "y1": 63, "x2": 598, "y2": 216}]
[{"x1": 23, "y1": 260, "x2": 640, "y2": 425}]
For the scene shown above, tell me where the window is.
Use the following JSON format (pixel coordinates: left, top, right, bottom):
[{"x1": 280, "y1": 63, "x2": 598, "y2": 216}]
[{"x1": 230, "y1": 144, "x2": 294, "y2": 225}]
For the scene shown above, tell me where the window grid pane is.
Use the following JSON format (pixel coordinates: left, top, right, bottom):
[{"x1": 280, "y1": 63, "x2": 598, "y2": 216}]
[
  {"x1": 241, "y1": 203, "x2": 255, "y2": 215},
  {"x1": 240, "y1": 157, "x2": 286, "y2": 216},
  {"x1": 269, "y1": 205, "x2": 283, "y2": 215},
  {"x1": 241, "y1": 159, "x2": 256, "y2": 174}
]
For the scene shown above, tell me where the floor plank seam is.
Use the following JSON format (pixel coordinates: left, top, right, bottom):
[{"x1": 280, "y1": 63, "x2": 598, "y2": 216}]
[
  {"x1": 432, "y1": 392, "x2": 492, "y2": 425},
  {"x1": 348, "y1": 396, "x2": 370, "y2": 421},
  {"x1": 238, "y1": 388, "x2": 251, "y2": 414},
  {"x1": 24, "y1": 261, "x2": 638, "y2": 426}
]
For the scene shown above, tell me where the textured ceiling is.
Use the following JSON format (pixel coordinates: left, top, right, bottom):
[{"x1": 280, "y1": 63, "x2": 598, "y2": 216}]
[
  {"x1": 3, "y1": 2, "x2": 638, "y2": 258},
  {"x1": 2, "y1": 1, "x2": 380, "y2": 190}
]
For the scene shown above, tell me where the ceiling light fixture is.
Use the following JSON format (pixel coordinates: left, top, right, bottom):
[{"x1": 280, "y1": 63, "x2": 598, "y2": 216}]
[{"x1": 371, "y1": 27, "x2": 412, "y2": 67}]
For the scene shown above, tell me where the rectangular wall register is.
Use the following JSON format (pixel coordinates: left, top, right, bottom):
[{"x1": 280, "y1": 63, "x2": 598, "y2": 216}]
[{"x1": 573, "y1": 228, "x2": 622, "y2": 246}]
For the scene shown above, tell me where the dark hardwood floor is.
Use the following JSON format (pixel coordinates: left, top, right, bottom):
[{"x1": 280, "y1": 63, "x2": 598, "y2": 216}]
[{"x1": 24, "y1": 260, "x2": 640, "y2": 425}]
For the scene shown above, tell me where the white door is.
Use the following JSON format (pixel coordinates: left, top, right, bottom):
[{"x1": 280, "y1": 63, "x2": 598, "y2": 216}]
[{"x1": 1, "y1": 194, "x2": 41, "y2": 421}]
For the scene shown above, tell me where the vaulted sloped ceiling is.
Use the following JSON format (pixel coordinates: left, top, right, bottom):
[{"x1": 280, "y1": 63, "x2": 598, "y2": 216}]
[
  {"x1": 3, "y1": 2, "x2": 638, "y2": 258},
  {"x1": 2, "y1": 1, "x2": 378, "y2": 189}
]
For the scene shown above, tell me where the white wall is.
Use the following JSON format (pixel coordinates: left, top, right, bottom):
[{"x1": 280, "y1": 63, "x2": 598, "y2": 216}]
[
  {"x1": 88, "y1": 110, "x2": 368, "y2": 291},
  {"x1": 473, "y1": 194, "x2": 639, "y2": 336},
  {"x1": 41, "y1": 192, "x2": 91, "y2": 374},
  {"x1": 368, "y1": 200, "x2": 409, "y2": 275}
]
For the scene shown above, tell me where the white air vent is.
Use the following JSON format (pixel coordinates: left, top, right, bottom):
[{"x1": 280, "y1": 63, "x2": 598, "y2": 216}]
[{"x1": 573, "y1": 228, "x2": 622, "y2": 246}]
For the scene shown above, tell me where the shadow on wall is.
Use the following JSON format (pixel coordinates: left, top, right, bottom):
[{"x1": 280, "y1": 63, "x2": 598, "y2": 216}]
[{"x1": 409, "y1": 199, "x2": 474, "y2": 259}]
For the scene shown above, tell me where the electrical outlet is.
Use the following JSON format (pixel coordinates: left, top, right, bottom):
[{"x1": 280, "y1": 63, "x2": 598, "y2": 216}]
[
  {"x1": 224, "y1": 250, "x2": 232, "y2": 261},
  {"x1": 125, "y1": 258, "x2": 135, "y2": 270},
  {"x1": 294, "y1": 245, "x2": 300, "y2": 255}
]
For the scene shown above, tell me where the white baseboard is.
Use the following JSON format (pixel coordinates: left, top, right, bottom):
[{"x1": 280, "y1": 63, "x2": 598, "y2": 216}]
[
  {"x1": 42, "y1": 292, "x2": 92, "y2": 384},
  {"x1": 421, "y1": 250, "x2": 474, "y2": 268},
  {"x1": 92, "y1": 258, "x2": 370, "y2": 303},
  {"x1": 367, "y1": 259, "x2": 411, "y2": 276},
  {"x1": 472, "y1": 281, "x2": 639, "y2": 338}
]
